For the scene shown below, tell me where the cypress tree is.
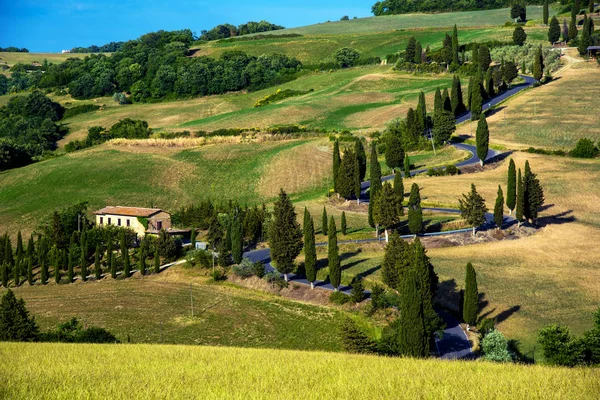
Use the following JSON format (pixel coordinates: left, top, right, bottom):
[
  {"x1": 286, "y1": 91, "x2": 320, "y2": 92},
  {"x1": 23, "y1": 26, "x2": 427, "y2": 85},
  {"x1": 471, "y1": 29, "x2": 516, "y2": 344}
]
[
  {"x1": 578, "y1": 14, "x2": 591, "y2": 55},
  {"x1": 111, "y1": 253, "x2": 117, "y2": 278},
  {"x1": 442, "y1": 88, "x2": 451, "y2": 112},
  {"x1": 4, "y1": 237, "x2": 13, "y2": 270},
  {"x1": 354, "y1": 138, "x2": 367, "y2": 182},
  {"x1": 322, "y1": 206, "x2": 328, "y2": 236},
  {"x1": 506, "y1": 159, "x2": 517, "y2": 215},
  {"x1": 94, "y1": 245, "x2": 101, "y2": 280},
  {"x1": 408, "y1": 183, "x2": 423, "y2": 235},
  {"x1": 190, "y1": 228, "x2": 197, "y2": 248},
  {"x1": 138, "y1": 245, "x2": 146, "y2": 276},
  {"x1": 476, "y1": 113, "x2": 489, "y2": 166},
  {"x1": 562, "y1": 18, "x2": 569, "y2": 42},
  {"x1": 470, "y1": 75, "x2": 483, "y2": 119},
  {"x1": 337, "y1": 147, "x2": 357, "y2": 199},
  {"x1": 225, "y1": 216, "x2": 232, "y2": 251},
  {"x1": 404, "y1": 154, "x2": 411, "y2": 179},
  {"x1": 485, "y1": 68, "x2": 494, "y2": 98},
  {"x1": 494, "y1": 185, "x2": 504, "y2": 230},
  {"x1": 53, "y1": 251, "x2": 60, "y2": 284},
  {"x1": 80, "y1": 241, "x2": 88, "y2": 282},
  {"x1": 368, "y1": 142, "x2": 382, "y2": 228},
  {"x1": 405, "y1": 37, "x2": 416, "y2": 63},
  {"x1": 41, "y1": 261, "x2": 48, "y2": 285},
  {"x1": 399, "y1": 269, "x2": 427, "y2": 357},
  {"x1": 543, "y1": 0, "x2": 549, "y2": 25},
  {"x1": 327, "y1": 216, "x2": 341, "y2": 290},
  {"x1": 341, "y1": 211, "x2": 347, "y2": 235},
  {"x1": 303, "y1": 208, "x2": 317, "y2": 289},
  {"x1": 1, "y1": 262, "x2": 7, "y2": 287},
  {"x1": 451, "y1": 75, "x2": 465, "y2": 116},
  {"x1": 434, "y1": 87, "x2": 442, "y2": 112},
  {"x1": 568, "y1": 17, "x2": 578, "y2": 42},
  {"x1": 463, "y1": 262, "x2": 479, "y2": 326},
  {"x1": 412, "y1": 237, "x2": 440, "y2": 342},
  {"x1": 268, "y1": 189, "x2": 303, "y2": 282},
  {"x1": 28, "y1": 256, "x2": 34, "y2": 285},
  {"x1": 516, "y1": 168, "x2": 525, "y2": 226},
  {"x1": 393, "y1": 171, "x2": 404, "y2": 200},
  {"x1": 415, "y1": 92, "x2": 426, "y2": 134},
  {"x1": 513, "y1": 26, "x2": 527, "y2": 46},
  {"x1": 548, "y1": 16, "x2": 561, "y2": 43},
  {"x1": 13, "y1": 259, "x2": 20, "y2": 287},
  {"x1": 479, "y1": 45, "x2": 491, "y2": 72},
  {"x1": 354, "y1": 151, "x2": 361, "y2": 204},
  {"x1": 467, "y1": 76, "x2": 474, "y2": 109},
  {"x1": 122, "y1": 235, "x2": 130, "y2": 278},
  {"x1": 26, "y1": 235, "x2": 34, "y2": 269},
  {"x1": 472, "y1": 42, "x2": 479, "y2": 68},
  {"x1": 459, "y1": 183, "x2": 488, "y2": 236},
  {"x1": 533, "y1": 46, "x2": 543, "y2": 81},
  {"x1": 333, "y1": 140, "x2": 341, "y2": 193},
  {"x1": 384, "y1": 132, "x2": 404, "y2": 171},
  {"x1": 67, "y1": 247, "x2": 74, "y2": 283},
  {"x1": 572, "y1": 0, "x2": 581, "y2": 22},
  {"x1": 524, "y1": 160, "x2": 545, "y2": 223},
  {"x1": 381, "y1": 232, "x2": 410, "y2": 290},
  {"x1": 590, "y1": 0, "x2": 595, "y2": 13},
  {"x1": 231, "y1": 212, "x2": 243, "y2": 264},
  {"x1": 414, "y1": 41, "x2": 422, "y2": 64},
  {"x1": 452, "y1": 24, "x2": 459, "y2": 65},
  {"x1": 372, "y1": 182, "x2": 403, "y2": 242},
  {"x1": 154, "y1": 248, "x2": 160, "y2": 274}
]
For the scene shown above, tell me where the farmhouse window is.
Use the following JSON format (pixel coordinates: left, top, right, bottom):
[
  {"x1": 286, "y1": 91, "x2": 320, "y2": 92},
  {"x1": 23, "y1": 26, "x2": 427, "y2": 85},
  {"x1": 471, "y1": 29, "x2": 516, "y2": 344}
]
[
  {"x1": 118, "y1": 219, "x2": 121, "y2": 226},
  {"x1": 127, "y1": 219, "x2": 130, "y2": 227},
  {"x1": 157, "y1": 220, "x2": 163, "y2": 230},
  {"x1": 108, "y1": 218, "x2": 112, "y2": 224},
  {"x1": 100, "y1": 217, "x2": 103, "y2": 225}
]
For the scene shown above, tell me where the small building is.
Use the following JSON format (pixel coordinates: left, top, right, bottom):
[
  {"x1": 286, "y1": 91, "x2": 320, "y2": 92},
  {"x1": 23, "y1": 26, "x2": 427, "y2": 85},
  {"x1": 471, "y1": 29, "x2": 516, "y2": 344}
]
[
  {"x1": 93, "y1": 206, "x2": 171, "y2": 237},
  {"x1": 587, "y1": 46, "x2": 600, "y2": 58}
]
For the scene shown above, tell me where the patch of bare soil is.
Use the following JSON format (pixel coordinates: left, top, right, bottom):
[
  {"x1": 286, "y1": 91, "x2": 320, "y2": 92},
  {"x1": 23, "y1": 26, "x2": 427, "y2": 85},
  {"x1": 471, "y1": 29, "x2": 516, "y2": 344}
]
[
  {"x1": 327, "y1": 196, "x2": 369, "y2": 213},
  {"x1": 458, "y1": 156, "x2": 507, "y2": 175},
  {"x1": 422, "y1": 225, "x2": 538, "y2": 249}
]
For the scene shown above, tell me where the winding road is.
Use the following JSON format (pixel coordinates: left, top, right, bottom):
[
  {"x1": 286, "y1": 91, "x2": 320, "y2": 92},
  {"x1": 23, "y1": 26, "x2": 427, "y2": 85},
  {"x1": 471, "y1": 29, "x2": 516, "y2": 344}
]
[{"x1": 245, "y1": 75, "x2": 534, "y2": 359}]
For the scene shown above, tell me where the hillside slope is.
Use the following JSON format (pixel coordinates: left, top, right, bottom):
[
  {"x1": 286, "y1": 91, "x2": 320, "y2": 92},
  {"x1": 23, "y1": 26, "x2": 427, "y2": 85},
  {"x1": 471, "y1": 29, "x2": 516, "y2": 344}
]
[{"x1": 1, "y1": 342, "x2": 597, "y2": 399}]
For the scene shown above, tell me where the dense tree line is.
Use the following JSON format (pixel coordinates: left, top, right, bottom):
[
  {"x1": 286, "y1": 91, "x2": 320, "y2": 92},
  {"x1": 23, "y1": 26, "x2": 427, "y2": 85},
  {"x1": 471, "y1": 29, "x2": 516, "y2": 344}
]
[
  {"x1": 70, "y1": 41, "x2": 125, "y2": 53},
  {"x1": 372, "y1": 0, "x2": 543, "y2": 16},
  {"x1": 0, "y1": 91, "x2": 66, "y2": 171},
  {"x1": 0, "y1": 47, "x2": 29, "y2": 52},
  {"x1": 200, "y1": 21, "x2": 285, "y2": 41},
  {"x1": 3, "y1": 29, "x2": 301, "y2": 102},
  {"x1": 65, "y1": 118, "x2": 152, "y2": 152}
]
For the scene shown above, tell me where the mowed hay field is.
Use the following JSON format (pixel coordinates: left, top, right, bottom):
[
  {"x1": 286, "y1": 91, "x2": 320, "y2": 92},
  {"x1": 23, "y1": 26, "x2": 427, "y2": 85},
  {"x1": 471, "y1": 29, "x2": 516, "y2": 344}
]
[
  {"x1": 0, "y1": 138, "x2": 332, "y2": 236},
  {"x1": 1, "y1": 342, "x2": 598, "y2": 400},
  {"x1": 456, "y1": 57, "x2": 600, "y2": 149},
  {"x1": 3, "y1": 267, "x2": 344, "y2": 351}
]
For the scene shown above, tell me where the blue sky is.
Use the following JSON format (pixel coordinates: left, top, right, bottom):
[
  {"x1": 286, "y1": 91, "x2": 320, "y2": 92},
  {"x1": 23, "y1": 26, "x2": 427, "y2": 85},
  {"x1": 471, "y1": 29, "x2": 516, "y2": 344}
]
[{"x1": 0, "y1": 0, "x2": 373, "y2": 52}]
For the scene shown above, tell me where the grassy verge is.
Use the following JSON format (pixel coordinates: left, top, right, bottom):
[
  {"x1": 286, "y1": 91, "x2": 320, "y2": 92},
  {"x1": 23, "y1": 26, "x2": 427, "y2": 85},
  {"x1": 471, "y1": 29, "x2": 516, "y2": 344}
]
[{"x1": 1, "y1": 342, "x2": 597, "y2": 399}]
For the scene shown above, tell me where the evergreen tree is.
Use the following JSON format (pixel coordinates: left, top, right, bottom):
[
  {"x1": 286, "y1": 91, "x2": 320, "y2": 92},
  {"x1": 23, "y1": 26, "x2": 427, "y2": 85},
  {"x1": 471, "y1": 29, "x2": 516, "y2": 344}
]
[
  {"x1": 13, "y1": 259, "x2": 20, "y2": 287},
  {"x1": 451, "y1": 75, "x2": 465, "y2": 116},
  {"x1": 414, "y1": 41, "x2": 422, "y2": 64},
  {"x1": 524, "y1": 160, "x2": 545, "y2": 223},
  {"x1": 341, "y1": 211, "x2": 347, "y2": 235},
  {"x1": 568, "y1": 17, "x2": 578, "y2": 42},
  {"x1": 354, "y1": 151, "x2": 361, "y2": 204},
  {"x1": 368, "y1": 142, "x2": 382, "y2": 228},
  {"x1": 412, "y1": 237, "x2": 440, "y2": 341},
  {"x1": 67, "y1": 247, "x2": 74, "y2": 283},
  {"x1": 28, "y1": 256, "x2": 34, "y2": 285},
  {"x1": 1, "y1": 262, "x2": 8, "y2": 287},
  {"x1": 479, "y1": 45, "x2": 491, "y2": 72},
  {"x1": 442, "y1": 88, "x2": 451, "y2": 112},
  {"x1": 111, "y1": 252, "x2": 117, "y2": 278},
  {"x1": 190, "y1": 228, "x2": 197, "y2": 248},
  {"x1": 373, "y1": 182, "x2": 403, "y2": 242},
  {"x1": 94, "y1": 245, "x2": 101, "y2": 280},
  {"x1": 408, "y1": 183, "x2": 423, "y2": 235},
  {"x1": 354, "y1": 138, "x2": 367, "y2": 181},
  {"x1": 543, "y1": 0, "x2": 549, "y2": 25},
  {"x1": 516, "y1": 168, "x2": 525, "y2": 226},
  {"x1": 572, "y1": 0, "x2": 581, "y2": 22},
  {"x1": 548, "y1": 16, "x2": 561, "y2": 43},
  {"x1": 303, "y1": 208, "x2": 317, "y2": 289},
  {"x1": 138, "y1": 245, "x2": 146, "y2": 276},
  {"x1": 472, "y1": 42, "x2": 480, "y2": 69},
  {"x1": 106, "y1": 234, "x2": 113, "y2": 270},
  {"x1": 416, "y1": 92, "x2": 426, "y2": 134},
  {"x1": 485, "y1": 68, "x2": 494, "y2": 98},
  {"x1": 225, "y1": 216, "x2": 232, "y2": 251},
  {"x1": 451, "y1": 24, "x2": 459, "y2": 65},
  {"x1": 459, "y1": 183, "x2": 488, "y2": 235},
  {"x1": 328, "y1": 216, "x2": 341, "y2": 290},
  {"x1": 476, "y1": 113, "x2": 489, "y2": 166},
  {"x1": 506, "y1": 159, "x2": 517, "y2": 215},
  {"x1": 533, "y1": 46, "x2": 543, "y2": 81},
  {"x1": 336, "y1": 147, "x2": 358, "y2": 199},
  {"x1": 494, "y1": 185, "x2": 504, "y2": 229},
  {"x1": 154, "y1": 248, "x2": 160, "y2": 274},
  {"x1": 40, "y1": 261, "x2": 48, "y2": 285},
  {"x1": 393, "y1": 171, "x2": 404, "y2": 200},
  {"x1": 404, "y1": 154, "x2": 411, "y2": 179},
  {"x1": 80, "y1": 239, "x2": 88, "y2": 282},
  {"x1": 590, "y1": 0, "x2": 595, "y2": 13},
  {"x1": 54, "y1": 250, "x2": 62, "y2": 284},
  {"x1": 434, "y1": 87, "x2": 442, "y2": 112},
  {"x1": 231, "y1": 211, "x2": 243, "y2": 264},
  {"x1": 322, "y1": 206, "x2": 328, "y2": 236},
  {"x1": 467, "y1": 76, "x2": 474, "y2": 109},
  {"x1": 578, "y1": 14, "x2": 592, "y2": 55},
  {"x1": 384, "y1": 131, "x2": 404, "y2": 171},
  {"x1": 268, "y1": 189, "x2": 303, "y2": 282},
  {"x1": 512, "y1": 26, "x2": 527, "y2": 47},
  {"x1": 0, "y1": 290, "x2": 39, "y2": 341},
  {"x1": 4, "y1": 237, "x2": 13, "y2": 270},
  {"x1": 399, "y1": 269, "x2": 427, "y2": 357},
  {"x1": 381, "y1": 232, "x2": 410, "y2": 290},
  {"x1": 470, "y1": 76, "x2": 483, "y2": 118},
  {"x1": 463, "y1": 262, "x2": 479, "y2": 326},
  {"x1": 562, "y1": 18, "x2": 569, "y2": 42},
  {"x1": 405, "y1": 37, "x2": 416, "y2": 63},
  {"x1": 333, "y1": 139, "x2": 341, "y2": 193},
  {"x1": 121, "y1": 232, "x2": 130, "y2": 278}
]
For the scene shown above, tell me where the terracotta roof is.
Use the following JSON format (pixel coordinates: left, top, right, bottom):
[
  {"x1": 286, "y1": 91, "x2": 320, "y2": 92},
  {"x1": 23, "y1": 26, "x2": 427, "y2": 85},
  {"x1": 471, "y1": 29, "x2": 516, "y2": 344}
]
[{"x1": 93, "y1": 206, "x2": 165, "y2": 217}]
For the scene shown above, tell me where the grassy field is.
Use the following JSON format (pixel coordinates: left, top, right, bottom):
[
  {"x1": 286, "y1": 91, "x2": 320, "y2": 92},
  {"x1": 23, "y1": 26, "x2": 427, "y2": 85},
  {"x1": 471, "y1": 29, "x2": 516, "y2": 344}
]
[
  {"x1": 3, "y1": 265, "x2": 344, "y2": 351},
  {"x1": 250, "y1": 6, "x2": 549, "y2": 36},
  {"x1": 456, "y1": 56, "x2": 600, "y2": 149},
  {"x1": 1, "y1": 342, "x2": 598, "y2": 399},
  {"x1": 194, "y1": 26, "x2": 549, "y2": 65},
  {"x1": 0, "y1": 138, "x2": 333, "y2": 236},
  {"x1": 0, "y1": 52, "x2": 90, "y2": 77}
]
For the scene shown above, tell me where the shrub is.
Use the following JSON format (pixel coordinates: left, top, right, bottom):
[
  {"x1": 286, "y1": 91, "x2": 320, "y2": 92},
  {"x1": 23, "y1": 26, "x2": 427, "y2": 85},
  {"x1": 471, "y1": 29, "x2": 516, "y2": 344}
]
[
  {"x1": 64, "y1": 139, "x2": 89, "y2": 153},
  {"x1": 350, "y1": 277, "x2": 365, "y2": 303},
  {"x1": 41, "y1": 317, "x2": 118, "y2": 343},
  {"x1": 231, "y1": 258, "x2": 254, "y2": 278},
  {"x1": 263, "y1": 270, "x2": 287, "y2": 289},
  {"x1": 185, "y1": 249, "x2": 212, "y2": 269},
  {"x1": 329, "y1": 291, "x2": 350, "y2": 305},
  {"x1": 340, "y1": 318, "x2": 376, "y2": 354},
  {"x1": 478, "y1": 318, "x2": 496, "y2": 337},
  {"x1": 570, "y1": 138, "x2": 599, "y2": 158},
  {"x1": 209, "y1": 268, "x2": 227, "y2": 282},
  {"x1": 62, "y1": 104, "x2": 100, "y2": 119},
  {"x1": 369, "y1": 284, "x2": 386, "y2": 311},
  {"x1": 482, "y1": 329, "x2": 513, "y2": 362},
  {"x1": 251, "y1": 261, "x2": 266, "y2": 278},
  {"x1": 334, "y1": 47, "x2": 360, "y2": 68},
  {"x1": 426, "y1": 165, "x2": 460, "y2": 177}
]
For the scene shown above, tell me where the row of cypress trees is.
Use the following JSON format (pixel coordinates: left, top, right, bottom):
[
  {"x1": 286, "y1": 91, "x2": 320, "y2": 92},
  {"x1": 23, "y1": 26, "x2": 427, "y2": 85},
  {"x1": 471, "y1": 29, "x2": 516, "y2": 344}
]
[
  {"x1": 505, "y1": 159, "x2": 545, "y2": 226},
  {"x1": 332, "y1": 138, "x2": 367, "y2": 202}
]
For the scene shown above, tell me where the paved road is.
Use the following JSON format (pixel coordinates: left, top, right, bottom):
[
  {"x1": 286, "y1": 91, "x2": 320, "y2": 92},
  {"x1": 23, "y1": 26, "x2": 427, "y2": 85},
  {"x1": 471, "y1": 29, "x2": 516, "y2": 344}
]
[{"x1": 244, "y1": 76, "x2": 533, "y2": 359}]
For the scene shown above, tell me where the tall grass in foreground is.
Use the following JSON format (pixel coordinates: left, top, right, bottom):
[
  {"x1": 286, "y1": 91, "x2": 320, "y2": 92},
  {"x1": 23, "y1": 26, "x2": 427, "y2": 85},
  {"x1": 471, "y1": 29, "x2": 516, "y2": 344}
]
[{"x1": 1, "y1": 342, "x2": 598, "y2": 399}]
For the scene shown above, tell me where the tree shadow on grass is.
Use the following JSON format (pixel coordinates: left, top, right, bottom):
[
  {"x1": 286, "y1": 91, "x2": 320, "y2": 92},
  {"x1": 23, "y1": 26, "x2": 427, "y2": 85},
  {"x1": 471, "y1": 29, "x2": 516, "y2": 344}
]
[
  {"x1": 495, "y1": 305, "x2": 521, "y2": 324},
  {"x1": 536, "y1": 209, "x2": 576, "y2": 227}
]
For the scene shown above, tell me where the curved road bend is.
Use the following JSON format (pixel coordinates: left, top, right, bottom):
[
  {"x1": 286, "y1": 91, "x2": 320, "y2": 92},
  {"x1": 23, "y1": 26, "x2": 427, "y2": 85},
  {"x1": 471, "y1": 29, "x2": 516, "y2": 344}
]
[{"x1": 244, "y1": 75, "x2": 535, "y2": 359}]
